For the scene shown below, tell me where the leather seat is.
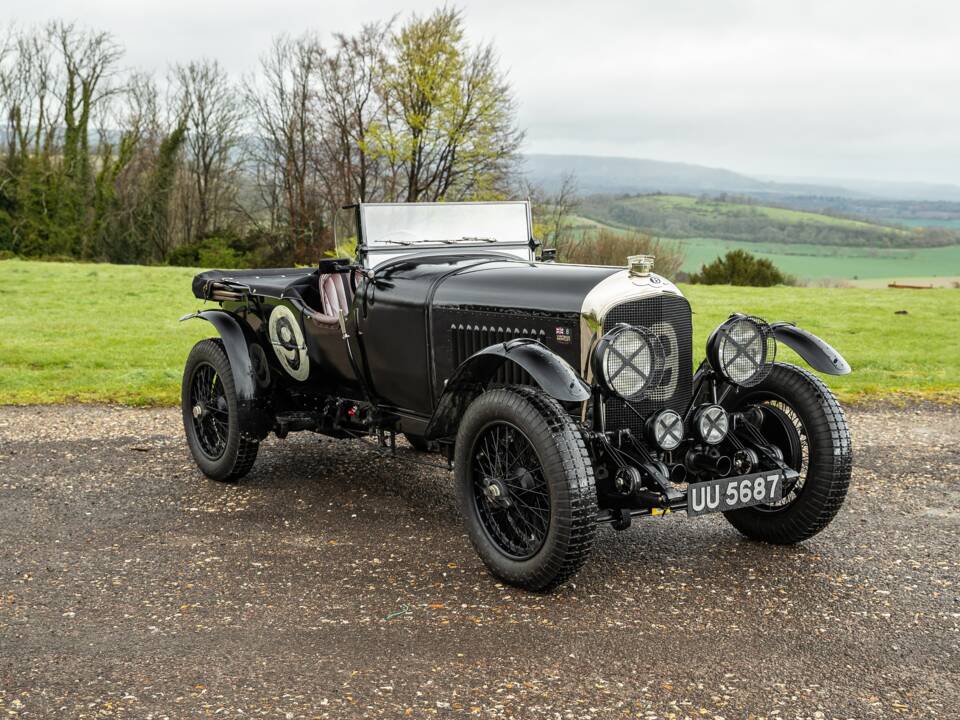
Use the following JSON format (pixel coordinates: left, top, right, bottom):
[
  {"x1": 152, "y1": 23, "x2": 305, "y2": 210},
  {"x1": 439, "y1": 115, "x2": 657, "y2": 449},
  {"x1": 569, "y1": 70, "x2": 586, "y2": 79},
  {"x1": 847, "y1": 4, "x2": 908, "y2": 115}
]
[
  {"x1": 309, "y1": 270, "x2": 360, "y2": 328},
  {"x1": 320, "y1": 273, "x2": 348, "y2": 317}
]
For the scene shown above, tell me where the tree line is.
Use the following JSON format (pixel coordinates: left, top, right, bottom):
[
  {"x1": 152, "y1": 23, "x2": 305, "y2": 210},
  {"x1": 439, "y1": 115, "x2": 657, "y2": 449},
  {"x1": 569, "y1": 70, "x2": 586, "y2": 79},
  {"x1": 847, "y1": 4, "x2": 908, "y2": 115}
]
[{"x1": 0, "y1": 8, "x2": 523, "y2": 267}]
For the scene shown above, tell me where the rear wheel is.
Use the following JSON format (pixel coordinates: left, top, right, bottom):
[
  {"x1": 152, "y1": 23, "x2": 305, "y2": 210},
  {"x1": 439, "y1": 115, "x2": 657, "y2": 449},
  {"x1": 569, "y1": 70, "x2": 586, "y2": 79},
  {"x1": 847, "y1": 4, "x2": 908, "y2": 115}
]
[
  {"x1": 182, "y1": 339, "x2": 259, "y2": 482},
  {"x1": 455, "y1": 386, "x2": 597, "y2": 591},
  {"x1": 721, "y1": 363, "x2": 852, "y2": 544}
]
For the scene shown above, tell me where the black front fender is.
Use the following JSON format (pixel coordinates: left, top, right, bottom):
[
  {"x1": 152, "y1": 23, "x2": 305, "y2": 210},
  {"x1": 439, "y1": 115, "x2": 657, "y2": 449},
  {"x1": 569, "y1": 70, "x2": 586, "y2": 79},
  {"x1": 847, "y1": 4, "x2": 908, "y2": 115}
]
[
  {"x1": 770, "y1": 322, "x2": 851, "y2": 375},
  {"x1": 424, "y1": 338, "x2": 590, "y2": 440},
  {"x1": 181, "y1": 310, "x2": 270, "y2": 439}
]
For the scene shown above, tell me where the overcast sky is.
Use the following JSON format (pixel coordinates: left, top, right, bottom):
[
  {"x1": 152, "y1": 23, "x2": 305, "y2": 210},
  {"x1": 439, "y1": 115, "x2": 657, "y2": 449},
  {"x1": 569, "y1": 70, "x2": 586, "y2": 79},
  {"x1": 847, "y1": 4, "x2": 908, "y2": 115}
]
[{"x1": 11, "y1": 0, "x2": 960, "y2": 185}]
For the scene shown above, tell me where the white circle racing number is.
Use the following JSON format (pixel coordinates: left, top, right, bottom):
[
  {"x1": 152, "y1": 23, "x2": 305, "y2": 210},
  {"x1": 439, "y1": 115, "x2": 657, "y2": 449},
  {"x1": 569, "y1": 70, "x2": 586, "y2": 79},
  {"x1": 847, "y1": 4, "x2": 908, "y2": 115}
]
[{"x1": 268, "y1": 305, "x2": 309, "y2": 381}]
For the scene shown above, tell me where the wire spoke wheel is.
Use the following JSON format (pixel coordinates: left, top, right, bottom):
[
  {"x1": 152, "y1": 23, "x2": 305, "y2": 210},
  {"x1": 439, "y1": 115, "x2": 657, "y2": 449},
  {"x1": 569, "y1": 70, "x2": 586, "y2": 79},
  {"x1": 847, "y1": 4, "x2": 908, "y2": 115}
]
[
  {"x1": 189, "y1": 362, "x2": 230, "y2": 460},
  {"x1": 471, "y1": 421, "x2": 551, "y2": 560},
  {"x1": 720, "y1": 363, "x2": 852, "y2": 545},
  {"x1": 455, "y1": 387, "x2": 597, "y2": 591},
  {"x1": 182, "y1": 339, "x2": 259, "y2": 483},
  {"x1": 751, "y1": 399, "x2": 809, "y2": 511}
]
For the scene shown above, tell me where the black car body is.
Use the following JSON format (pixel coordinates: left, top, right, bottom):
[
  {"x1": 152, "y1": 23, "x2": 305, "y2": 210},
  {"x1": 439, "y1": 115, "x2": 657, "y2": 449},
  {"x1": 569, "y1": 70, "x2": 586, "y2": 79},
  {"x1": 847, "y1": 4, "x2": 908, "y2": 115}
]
[{"x1": 182, "y1": 201, "x2": 853, "y2": 590}]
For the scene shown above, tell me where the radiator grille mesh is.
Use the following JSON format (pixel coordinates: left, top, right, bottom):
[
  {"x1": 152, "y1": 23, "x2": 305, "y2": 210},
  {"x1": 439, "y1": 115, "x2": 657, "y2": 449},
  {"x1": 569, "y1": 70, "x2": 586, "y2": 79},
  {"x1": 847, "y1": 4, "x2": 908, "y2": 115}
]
[{"x1": 602, "y1": 293, "x2": 693, "y2": 435}]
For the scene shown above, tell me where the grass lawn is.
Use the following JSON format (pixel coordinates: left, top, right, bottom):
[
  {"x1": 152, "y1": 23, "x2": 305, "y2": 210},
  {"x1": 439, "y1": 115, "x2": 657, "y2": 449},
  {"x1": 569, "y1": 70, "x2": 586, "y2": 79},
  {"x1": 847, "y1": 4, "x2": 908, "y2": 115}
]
[
  {"x1": 568, "y1": 216, "x2": 960, "y2": 281},
  {"x1": 0, "y1": 260, "x2": 212, "y2": 405},
  {"x1": 682, "y1": 283, "x2": 960, "y2": 403},
  {"x1": 673, "y1": 236, "x2": 960, "y2": 280},
  {"x1": 1, "y1": 259, "x2": 958, "y2": 405},
  {"x1": 887, "y1": 217, "x2": 960, "y2": 230}
]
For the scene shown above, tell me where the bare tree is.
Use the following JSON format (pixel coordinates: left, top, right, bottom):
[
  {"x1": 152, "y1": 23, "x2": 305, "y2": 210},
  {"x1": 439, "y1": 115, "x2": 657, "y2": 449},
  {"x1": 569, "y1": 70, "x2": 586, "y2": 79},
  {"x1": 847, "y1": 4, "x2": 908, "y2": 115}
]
[
  {"x1": 1, "y1": 9, "x2": 532, "y2": 265},
  {"x1": 243, "y1": 34, "x2": 324, "y2": 260},
  {"x1": 173, "y1": 59, "x2": 243, "y2": 243},
  {"x1": 55, "y1": 21, "x2": 123, "y2": 190},
  {"x1": 543, "y1": 171, "x2": 580, "y2": 252},
  {"x1": 102, "y1": 72, "x2": 174, "y2": 261},
  {"x1": 316, "y1": 20, "x2": 393, "y2": 207},
  {"x1": 0, "y1": 25, "x2": 62, "y2": 172},
  {"x1": 0, "y1": 23, "x2": 122, "y2": 255},
  {"x1": 520, "y1": 170, "x2": 581, "y2": 259}
]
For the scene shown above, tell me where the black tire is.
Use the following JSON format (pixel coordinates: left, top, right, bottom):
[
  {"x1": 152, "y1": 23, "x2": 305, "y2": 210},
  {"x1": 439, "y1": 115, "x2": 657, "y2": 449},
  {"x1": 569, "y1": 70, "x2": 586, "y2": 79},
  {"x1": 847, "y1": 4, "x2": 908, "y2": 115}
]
[
  {"x1": 182, "y1": 339, "x2": 259, "y2": 483},
  {"x1": 721, "y1": 362, "x2": 852, "y2": 544},
  {"x1": 454, "y1": 386, "x2": 597, "y2": 591},
  {"x1": 404, "y1": 433, "x2": 432, "y2": 452}
]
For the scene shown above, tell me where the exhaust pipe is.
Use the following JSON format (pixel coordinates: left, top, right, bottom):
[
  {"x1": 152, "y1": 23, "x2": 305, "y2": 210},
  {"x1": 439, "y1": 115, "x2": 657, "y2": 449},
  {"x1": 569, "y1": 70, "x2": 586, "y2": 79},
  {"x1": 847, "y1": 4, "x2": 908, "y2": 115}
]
[
  {"x1": 685, "y1": 448, "x2": 732, "y2": 477},
  {"x1": 669, "y1": 463, "x2": 688, "y2": 485}
]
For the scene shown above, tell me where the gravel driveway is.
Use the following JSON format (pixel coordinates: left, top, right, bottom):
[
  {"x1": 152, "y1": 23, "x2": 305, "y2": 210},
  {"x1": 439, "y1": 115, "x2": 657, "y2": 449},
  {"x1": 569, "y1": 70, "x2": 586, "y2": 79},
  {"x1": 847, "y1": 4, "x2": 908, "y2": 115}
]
[{"x1": 0, "y1": 403, "x2": 957, "y2": 719}]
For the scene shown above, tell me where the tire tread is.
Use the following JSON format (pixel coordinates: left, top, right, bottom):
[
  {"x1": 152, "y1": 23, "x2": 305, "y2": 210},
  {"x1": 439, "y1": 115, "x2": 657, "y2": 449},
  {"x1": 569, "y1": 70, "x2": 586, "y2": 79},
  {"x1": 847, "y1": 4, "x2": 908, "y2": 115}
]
[
  {"x1": 723, "y1": 362, "x2": 852, "y2": 544},
  {"x1": 183, "y1": 339, "x2": 259, "y2": 483},
  {"x1": 455, "y1": 386, "x2": 597, "y2": 591}
]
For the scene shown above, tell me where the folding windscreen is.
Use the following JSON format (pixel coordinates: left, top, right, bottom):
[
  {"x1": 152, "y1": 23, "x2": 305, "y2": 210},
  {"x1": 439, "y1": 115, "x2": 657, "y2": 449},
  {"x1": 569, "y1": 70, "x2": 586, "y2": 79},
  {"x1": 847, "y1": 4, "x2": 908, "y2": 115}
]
[{"x1": 358, "y1": 201, "x2": 534, "y2": 268}]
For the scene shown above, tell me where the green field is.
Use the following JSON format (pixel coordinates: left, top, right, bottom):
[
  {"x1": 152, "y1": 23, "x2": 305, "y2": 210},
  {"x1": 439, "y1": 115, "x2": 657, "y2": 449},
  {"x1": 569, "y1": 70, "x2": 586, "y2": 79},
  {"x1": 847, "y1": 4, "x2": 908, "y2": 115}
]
[
  {"x1": 578, "y1": 193, "x2": 930, "y2": 245},
  {"x1": 885, "y1": 217, "x2": 960, "y2": 230},
  {"x1": 620, "y1": 193, "x2": 901, "y2": 233},
  {"x1": 573, "y1": 193, "x2": 960, "y2": 282},
  {"x1": 673, "y1": 236, "x2": 960, "y2": 280},
  {"x1": 1, "y1": 259, "x2": 958, "y2": 405},
  {"x1": 569, "y1": 216, "x2": 960, "y2": 281},
  {"x1": 0, "y1": 261, "x2": 211, "y2": 405}
]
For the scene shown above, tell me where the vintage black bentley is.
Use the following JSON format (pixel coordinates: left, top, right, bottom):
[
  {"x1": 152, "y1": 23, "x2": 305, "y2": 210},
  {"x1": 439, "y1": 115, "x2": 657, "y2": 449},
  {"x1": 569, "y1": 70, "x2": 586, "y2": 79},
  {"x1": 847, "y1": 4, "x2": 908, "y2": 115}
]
[{"x1": 181, "y1": 201, "x2": 852, "y2": 590}]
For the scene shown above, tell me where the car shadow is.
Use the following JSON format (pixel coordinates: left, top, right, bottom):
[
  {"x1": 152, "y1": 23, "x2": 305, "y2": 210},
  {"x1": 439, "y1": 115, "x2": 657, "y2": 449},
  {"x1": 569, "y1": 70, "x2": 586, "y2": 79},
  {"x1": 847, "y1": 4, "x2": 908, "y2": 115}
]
[
  {"x1": 230, "y1": 434, "x2": 458, "y2": 510},
  {"x1": 197, "y1": 434, "x2": 836, "y2": 593}
]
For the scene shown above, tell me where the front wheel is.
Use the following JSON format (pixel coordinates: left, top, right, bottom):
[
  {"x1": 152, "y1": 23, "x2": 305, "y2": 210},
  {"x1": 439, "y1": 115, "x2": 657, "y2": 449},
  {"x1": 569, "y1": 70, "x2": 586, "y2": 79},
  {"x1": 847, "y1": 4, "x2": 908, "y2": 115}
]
[
  {"x1": 454, "y1": 386, "x2": 597, "y2": 591},
  {"x1": 721, "y1": 362, "x2": 852, "y2": 544},
  {"x1": 182, "y1": 339, "x2": 259, "y2": 482}
]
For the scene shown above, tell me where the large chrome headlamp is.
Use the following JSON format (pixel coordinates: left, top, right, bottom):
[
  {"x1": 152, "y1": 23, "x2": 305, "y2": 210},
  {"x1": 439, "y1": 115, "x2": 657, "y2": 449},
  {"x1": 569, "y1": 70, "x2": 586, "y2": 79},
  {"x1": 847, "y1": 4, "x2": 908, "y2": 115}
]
[
  {"x1": 706, "y1": 315, "x2": 775, "y2": 387},
  {"x1": 592, "y1": 324, "x2": 665, "y2": 401}
]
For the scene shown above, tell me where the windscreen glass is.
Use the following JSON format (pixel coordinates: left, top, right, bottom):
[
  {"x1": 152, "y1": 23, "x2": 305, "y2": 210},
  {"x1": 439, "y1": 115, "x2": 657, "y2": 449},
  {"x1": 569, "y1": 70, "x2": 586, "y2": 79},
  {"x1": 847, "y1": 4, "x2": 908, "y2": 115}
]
[{"x1": 361, "y1": 202, "x2": 530, "y2": 247}]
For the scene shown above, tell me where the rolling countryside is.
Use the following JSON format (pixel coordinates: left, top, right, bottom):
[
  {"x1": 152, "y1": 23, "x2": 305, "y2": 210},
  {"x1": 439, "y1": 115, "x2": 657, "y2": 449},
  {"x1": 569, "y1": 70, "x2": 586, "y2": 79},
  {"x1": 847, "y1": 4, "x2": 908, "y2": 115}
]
[{"x1": 571, "y1": 193, "x2": 960, "y2": 284}]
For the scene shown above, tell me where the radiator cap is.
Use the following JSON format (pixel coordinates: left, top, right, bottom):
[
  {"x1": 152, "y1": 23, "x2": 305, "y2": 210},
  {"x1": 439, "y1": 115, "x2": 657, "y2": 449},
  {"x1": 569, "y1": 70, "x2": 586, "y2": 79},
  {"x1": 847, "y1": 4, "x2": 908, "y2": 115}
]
[{"x1": 628, "y1": 254, "x2": 655, "y2": 277}]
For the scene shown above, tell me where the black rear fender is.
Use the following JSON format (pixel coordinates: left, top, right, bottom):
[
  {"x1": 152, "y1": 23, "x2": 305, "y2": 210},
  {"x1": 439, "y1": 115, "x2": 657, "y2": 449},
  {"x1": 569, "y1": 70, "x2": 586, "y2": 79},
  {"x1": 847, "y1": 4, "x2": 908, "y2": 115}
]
[
  {"x1": 424, "y1": 339, "x2": 590, "y2": 440},
  {"x1": 180, "y1": 310, "x2": 271, "y2": 439}
]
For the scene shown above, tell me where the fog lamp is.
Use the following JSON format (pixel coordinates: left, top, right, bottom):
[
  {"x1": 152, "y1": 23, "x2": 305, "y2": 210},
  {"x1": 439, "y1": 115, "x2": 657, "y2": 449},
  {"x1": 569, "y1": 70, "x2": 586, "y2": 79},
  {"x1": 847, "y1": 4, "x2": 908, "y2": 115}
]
[
  {"x1": 695, "y1": 404, "x2": 729, "y2": 445},
  {"x1": 648, "y1": 409, "x2": 684, "y2": 451}
]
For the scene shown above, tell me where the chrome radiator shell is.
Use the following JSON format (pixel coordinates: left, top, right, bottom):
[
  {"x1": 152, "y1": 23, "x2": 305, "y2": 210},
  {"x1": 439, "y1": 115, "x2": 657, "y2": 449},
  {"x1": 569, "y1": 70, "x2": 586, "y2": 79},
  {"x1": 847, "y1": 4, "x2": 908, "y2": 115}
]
[{"x1": 579, "y1": 271, "x2": 692, "y2": 432}]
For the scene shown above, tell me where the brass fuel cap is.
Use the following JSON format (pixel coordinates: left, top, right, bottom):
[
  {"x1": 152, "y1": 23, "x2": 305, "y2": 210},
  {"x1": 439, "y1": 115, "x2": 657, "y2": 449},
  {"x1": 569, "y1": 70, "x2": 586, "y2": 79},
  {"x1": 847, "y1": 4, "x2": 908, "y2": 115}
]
[{"x1": 628, "y1": 254, "x2": 655, "y2": 277}]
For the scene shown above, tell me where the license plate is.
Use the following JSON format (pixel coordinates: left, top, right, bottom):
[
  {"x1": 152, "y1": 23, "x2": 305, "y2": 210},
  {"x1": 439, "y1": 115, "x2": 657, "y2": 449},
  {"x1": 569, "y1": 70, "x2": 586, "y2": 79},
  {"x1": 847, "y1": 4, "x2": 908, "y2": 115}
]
[{"x1": 687, "y1": 471, "x2": 785, "y2": 517}]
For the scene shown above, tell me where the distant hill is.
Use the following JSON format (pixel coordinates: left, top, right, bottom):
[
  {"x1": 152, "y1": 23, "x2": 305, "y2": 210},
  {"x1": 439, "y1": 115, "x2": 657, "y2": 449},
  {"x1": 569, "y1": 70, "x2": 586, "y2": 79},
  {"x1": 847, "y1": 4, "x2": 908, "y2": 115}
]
[
  {"x1": 758, "y1": 175, "x2": 960, "y2": 203},
  {"x1": 523, "y1": 153, "x2": 960, "y2": 203},
  {"x1": 523, "y1": 154, "x2": 775, "y2": 195},
  {"x1": 578, "y1": 194, "x2": 959, "y2": 249}
]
